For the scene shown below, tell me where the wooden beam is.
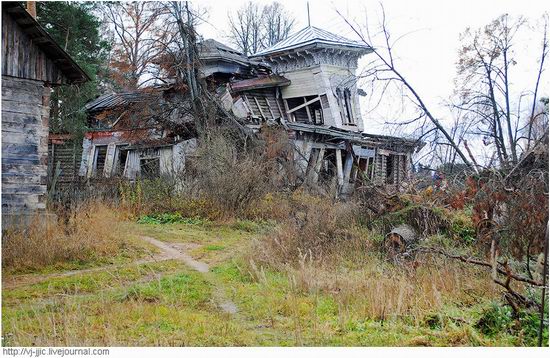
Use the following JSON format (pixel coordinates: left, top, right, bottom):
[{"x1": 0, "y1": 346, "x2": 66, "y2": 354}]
[
  {"x1": 304, "y1": 97, "x2": 312, "y2": 122},
  {"x1": 264, "y1": 97, "x2": 275, "y2": 119},
  {"x1": 311, "y1": 147, "x2": 325, "y2": 184},
  {"x1": 305, "y1": 148, "x2": 319, "y2": 184},
  {"x1": 243, "y1": 95, "x2": 255, "y2": 116},
  {"x1": 311, "y1": 142, "x2": 345, "y2": 150},
  {"x1": 275, "y1": 96, "x2": 285, "y2": 120},
  {"x1": 283, "y1": 99, "x2": 293, "y2": 122},
  {"x1": 286, "y1": 96, "x2": 320, "y2": 114},
  {"x1": 253, "y1": 96, "x2": 266, "y2": 120},
  {"x1": 336, "y1": 148, "x2": 344, "y2": 186},
  {"x1": 343, "y1": 151, "x2": 353, "y2": 183}
]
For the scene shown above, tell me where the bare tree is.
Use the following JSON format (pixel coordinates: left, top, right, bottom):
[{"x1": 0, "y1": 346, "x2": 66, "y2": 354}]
[
  {"x1": 227, "y1": 1, "x2": 264, "y2": 56},
  {"x1": 526, "y1": 15, "x2": 549, "y2": 151},
  {"x1": 337, "y1": 5, "x2": 474, "y2": 170},
  {"x1": 262, "y1": 2, "x2": 295, "y2": 48},
  {"x1": 163, "y1": 1, "x2": 203, "y2": 102},
  {"x1": 102, "y1": 1, "x2": 170, "y2": 89},
  {"x1": 454, "y1": 14, "x2": 549, "y2": 167},
  {"x1": 227, "y1": 1, "x2": 295, "y2": 55}
]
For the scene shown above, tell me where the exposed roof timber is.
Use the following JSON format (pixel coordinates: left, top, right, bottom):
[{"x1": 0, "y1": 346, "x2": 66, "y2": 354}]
[
  {"x1": 84, "y1": 84, "x2": 177, "y2": 113},
  {"x1": 286, "y1": 122, "x2": 423, "y2": 150},
  {"x1": 3, "y1": 3, "x2": 90, "y2": 84},
  {"x1": 229, "y1": 75, "x2": 291, "y2": 92}
]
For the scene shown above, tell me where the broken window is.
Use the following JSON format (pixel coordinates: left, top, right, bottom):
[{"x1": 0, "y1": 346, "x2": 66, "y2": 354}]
[
  {"x1": 336, "y1": 88, "x2": 355, "y2": 125},
  {"x1": 92, "y1": 145, "x2": 107, "y2": 177},
  {"x1": 343, "y1": 88, "x2": 355, "y2": 125},
  {"x1": 286, "y1": 96, "x2": 321, "y2": 124},
  {"x1": 113, "y1": 145, "x2": 129, "y2": 177},
  {"x1": 140, "y1": 157, "x2": 160, "y2": 179}
]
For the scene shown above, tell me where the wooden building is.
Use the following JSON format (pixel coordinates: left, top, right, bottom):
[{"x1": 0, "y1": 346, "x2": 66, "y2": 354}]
[
  {"x1": 1, "y1": 3, "x2": 89, "y2": 222},
  {"x1": 248, "y1": 26, "x2": 420, "y2": 192},
  {"x1": 250, "y1": 26, "x2": 372, "y2": 132},
  {"x1": 76, "y1": 29, "x2": 421, "y2": 194},
  {"x1": 79, "y1": 85, "x2": 196, "y2": 180}
]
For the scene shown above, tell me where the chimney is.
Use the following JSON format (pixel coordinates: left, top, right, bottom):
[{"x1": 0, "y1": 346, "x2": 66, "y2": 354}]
[{"x1": 26, "y1": 1, "x2": 36, "y2": 19}]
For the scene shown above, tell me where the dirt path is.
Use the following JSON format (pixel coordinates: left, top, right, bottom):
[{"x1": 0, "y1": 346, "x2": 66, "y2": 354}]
[
  {"x1": 141, "y1": 236, "x2": 239, "y2": 314},
  {"x1": 140, "y1": 237, "x2": 209, "y2": 272},
  {"x1": 4, "y1": 236, "x2": 239, "y2": 315}
]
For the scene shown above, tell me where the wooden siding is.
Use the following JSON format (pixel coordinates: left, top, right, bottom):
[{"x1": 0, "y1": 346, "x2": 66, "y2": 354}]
[
  {"x1": 48, "y1": 138, "x2": 83, "y2": 188},
  {"x1": 280, "y1": 69, "x2": 319, "y2": 98},
  {"x1": 2, "y1": 76, "x2": 50, "y2": 213},
  {"x1": 1, "y1": 10, "x2": 65, "y2": 84}
]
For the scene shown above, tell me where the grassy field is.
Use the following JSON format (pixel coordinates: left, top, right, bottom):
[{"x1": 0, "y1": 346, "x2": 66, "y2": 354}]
[{"x1": 3, "y1": 217, "x2": 542, "y2": 347}]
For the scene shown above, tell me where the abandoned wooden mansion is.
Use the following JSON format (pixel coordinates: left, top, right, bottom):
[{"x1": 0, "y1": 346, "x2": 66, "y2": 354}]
[{"x1": 55, "y1": 25, "x2": 421, "y2": 194}]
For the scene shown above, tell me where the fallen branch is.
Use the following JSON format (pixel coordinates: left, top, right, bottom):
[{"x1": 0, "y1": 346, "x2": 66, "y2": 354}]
[{"x1": 418, "y1": 247, "x2": 544, "y2": 287}]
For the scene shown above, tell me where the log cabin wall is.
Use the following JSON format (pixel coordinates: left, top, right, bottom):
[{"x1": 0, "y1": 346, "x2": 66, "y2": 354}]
[
  {"x1": 2, "y1": 76, "x2": 51, "y2": 214},
  {"x1": 2, "y1": 4, "x2": 88, "y2": 223}
]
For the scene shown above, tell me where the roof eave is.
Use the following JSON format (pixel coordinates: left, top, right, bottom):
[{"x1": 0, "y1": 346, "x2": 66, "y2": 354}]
[
  {"x1": 251, "y1": 42, "x2": 373, "y2": 59},
  {"x1": 4, "y1": 3, "x2": 91, "y2": 84}
]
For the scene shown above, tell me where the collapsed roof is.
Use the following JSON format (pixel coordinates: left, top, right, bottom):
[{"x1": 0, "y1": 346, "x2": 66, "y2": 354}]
[
  {"x1": 84, "y1": 85, "x2": 178, "y2": 113},
  {"x1": 286, "y1": 122, "x2": 423, "y2": 153},
  {"x1": 198, "y1": 39, "x2": 268, "y2": 78}
]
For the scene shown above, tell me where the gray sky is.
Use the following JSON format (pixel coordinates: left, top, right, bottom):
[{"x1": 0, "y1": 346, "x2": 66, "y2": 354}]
[{"x1": 194, "y1": 0, "x2": 548, "y2": 138}]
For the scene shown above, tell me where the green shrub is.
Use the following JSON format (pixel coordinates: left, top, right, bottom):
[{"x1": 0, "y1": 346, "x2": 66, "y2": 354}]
[
  {"x1": 137, "y1": 213, "x2": 207, "y2": 225},
  {"x1": 475, "y1": 303, "x2": 513, "y2": 336},
  {"x1": 450, "y1": 211, "x2": 476, "y2": 244}
]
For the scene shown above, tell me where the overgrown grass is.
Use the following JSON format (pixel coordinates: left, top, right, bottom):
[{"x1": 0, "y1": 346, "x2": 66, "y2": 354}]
[
  {"x1": 2, "y1": 181, "x2": 547, "y2": 346},
  {"x1": 1, "y1": 203, "x2": 150, "y2": 275}
]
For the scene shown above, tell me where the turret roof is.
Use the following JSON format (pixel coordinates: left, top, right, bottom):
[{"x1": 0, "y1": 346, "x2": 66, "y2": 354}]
[{"x1": 251, "y1": 26, "x2": 371, "y2": 57}]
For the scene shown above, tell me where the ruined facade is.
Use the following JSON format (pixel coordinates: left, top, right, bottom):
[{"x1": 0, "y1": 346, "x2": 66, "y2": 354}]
[
  {"x1": 76, "y1": 26, "x2": 420, "y2": 193},
  {"x1": 251, "y1": 26, "x2": 369, "y2": 131},
  {"x1": 248, "y1": 26, "x2": 420, "y2": 192},
  {"x1": 79, "y1": 85, "x2": 196, "y2": 180}
]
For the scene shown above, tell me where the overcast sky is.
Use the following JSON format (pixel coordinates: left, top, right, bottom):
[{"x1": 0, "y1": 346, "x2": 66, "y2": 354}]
[{"x1": 193, "y1": 0, "x2": 548, "y2": 137}]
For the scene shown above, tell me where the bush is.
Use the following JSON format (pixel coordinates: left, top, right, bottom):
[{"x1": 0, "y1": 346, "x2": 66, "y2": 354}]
[
  {"x1": 372, "y1": 204, "x2": 451, "y2": 238},
  {"x1": 118, "y1": 126, "x2": 290, "y2": 220},
  {"x1": 192, "y1": 130, "x2": 277, "y2": 218},
  {"x1": 137, "y1": 213, "x2": 207, "y2": 225},
  {"x1": 475, "y1": 303, "x2": 513, "y2": 336}
]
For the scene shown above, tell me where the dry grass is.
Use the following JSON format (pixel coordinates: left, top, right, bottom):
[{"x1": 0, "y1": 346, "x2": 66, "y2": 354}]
[
  {"x1": 250, "y1": 191, "x2": 366, "y2": 265},
  {"x1": 2, "y1": 202, "x2": 131, "y2": 273},
  {"x1": 244, "y1": 191, "x2": 500, "y2": 327},
  {"x1": 285, "y1": 253, "x2": 499, "y2": 323}
]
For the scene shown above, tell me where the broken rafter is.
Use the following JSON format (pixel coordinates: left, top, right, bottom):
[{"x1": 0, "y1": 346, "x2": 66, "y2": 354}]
[
  {"x1": 264, "y1": 96, "x2": 275, "y2": 119},
  {"x1": 253, "y1": 96, "x2": 266, "y2": 120}
]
